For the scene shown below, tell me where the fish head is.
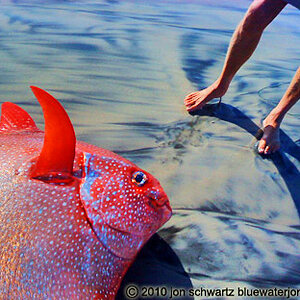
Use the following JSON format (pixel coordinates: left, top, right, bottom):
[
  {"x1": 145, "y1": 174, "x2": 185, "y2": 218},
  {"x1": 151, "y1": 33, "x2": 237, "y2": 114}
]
[
  {"x1": 3, "y1": 86, "x2": 172, "y2": 260},
  {"x1": 79, "y1": 152, "x2": 172, "y2": 257},
  {"x1": 80, "y1": 153, "x2": 172, "y2": 259}
]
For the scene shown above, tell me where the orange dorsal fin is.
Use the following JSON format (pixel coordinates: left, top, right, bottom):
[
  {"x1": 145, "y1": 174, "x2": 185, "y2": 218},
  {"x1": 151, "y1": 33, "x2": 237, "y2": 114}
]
[
  {"x1": 0, "y1": 102, "x2": 39, "y2": 132},
  {"x1": 30, "y1": 86, "x2": 76, "y2": 180}
]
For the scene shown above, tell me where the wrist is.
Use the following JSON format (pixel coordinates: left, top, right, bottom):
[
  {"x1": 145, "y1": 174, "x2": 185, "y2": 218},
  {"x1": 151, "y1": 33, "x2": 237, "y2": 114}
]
[{"x1": 268, "y1": 107, "x2": 285, "y2": 125}]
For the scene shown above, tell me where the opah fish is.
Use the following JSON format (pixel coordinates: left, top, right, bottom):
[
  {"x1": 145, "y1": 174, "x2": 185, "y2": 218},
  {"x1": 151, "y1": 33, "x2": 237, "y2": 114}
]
[{"x1": 0, "y1": 87, "x2": 172, "y2": 299}]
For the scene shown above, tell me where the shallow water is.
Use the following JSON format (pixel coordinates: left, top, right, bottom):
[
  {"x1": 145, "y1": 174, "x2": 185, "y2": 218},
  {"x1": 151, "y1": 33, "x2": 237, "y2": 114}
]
[{"x1": 0, "y1": 0, "x2": 299, "y2": 298}]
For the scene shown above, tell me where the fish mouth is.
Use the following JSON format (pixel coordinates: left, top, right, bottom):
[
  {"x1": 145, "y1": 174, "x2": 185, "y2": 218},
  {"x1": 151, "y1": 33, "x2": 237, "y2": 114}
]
[
  {"x1": 147, "y1": 195, "x2": 172, "y2": 225},
  {"x1": 162, "y1": 201, "x2": 172, "y2": 222},
  {"x1": 147, "y1": 194, "x2": 172, "y2": 211},
  {"x1": 147, "y1": 194, "x2": 168, "y2": 208}
]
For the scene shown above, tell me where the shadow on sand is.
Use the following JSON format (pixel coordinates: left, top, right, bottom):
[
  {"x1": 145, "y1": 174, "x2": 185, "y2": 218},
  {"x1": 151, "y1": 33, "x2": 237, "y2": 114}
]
[
  {"x1": 190, "y1": 102, "x2": 300, "y2": 216},
  {"x1": 117, "y1": 234, "x2": 193, "y2": 300},
  {"x1": 118, "y1": 102, "x2": 299, "y2": 300}
]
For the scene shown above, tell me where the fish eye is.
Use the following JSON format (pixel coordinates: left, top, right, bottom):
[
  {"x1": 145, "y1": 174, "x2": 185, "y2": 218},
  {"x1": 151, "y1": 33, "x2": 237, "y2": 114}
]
[{"x1": 132, "y1": 171, "x2": 147, "y2": 187}]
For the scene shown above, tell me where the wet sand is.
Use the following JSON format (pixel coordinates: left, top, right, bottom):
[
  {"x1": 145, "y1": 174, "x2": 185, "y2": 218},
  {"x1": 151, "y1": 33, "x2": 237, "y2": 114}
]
[{"x1": 0, "y1": 0, "x2": 299, "y2": 297}]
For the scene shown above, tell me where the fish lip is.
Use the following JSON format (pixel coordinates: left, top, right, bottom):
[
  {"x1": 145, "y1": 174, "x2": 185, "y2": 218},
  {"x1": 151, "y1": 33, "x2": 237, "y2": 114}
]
[
  {"x1": 147, "y1": 195, "x2": 170, "y2": 208},
  {"x1": 146, "y1": 194, "x2": 172, "y2": 217},
  {"x1": 165, "y1": 201, "x2": 172, "y2": 213},
  {"x1": 163, "y1": 203, "x2": 173, "y2": 222},
  {"x1": 147, "y1": 195, "x2": 172, "y2": 225}
]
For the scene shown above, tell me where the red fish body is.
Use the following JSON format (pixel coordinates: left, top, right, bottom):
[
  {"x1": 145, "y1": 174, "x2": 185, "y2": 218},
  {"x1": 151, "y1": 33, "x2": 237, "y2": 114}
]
[{"x1": 0, "y1": 87, "x2": 172, "y2": 299}]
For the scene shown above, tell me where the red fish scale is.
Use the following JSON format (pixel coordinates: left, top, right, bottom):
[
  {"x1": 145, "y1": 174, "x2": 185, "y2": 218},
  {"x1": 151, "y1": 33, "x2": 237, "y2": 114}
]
[{"x1": 0, "y1": 131, "x2": 171, "y2": 299}]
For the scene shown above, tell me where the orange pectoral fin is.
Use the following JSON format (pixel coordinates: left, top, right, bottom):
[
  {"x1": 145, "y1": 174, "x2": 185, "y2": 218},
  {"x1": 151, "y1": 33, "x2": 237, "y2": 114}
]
[
  {"x1": 0, "y1": 102, "x2": 39, "y2": 132},
  {"x1": 30, "y1": 86, "x2": 76, "y2": 180}
]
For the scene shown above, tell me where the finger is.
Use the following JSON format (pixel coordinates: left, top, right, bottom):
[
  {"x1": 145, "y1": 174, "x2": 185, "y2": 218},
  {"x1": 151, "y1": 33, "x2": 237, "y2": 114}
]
[
  {"x1": 185, "y1": 100, "x2": 197, "y2": 107},
  {"x1": 184, "y1": 94, "x2": 196, "y2": 102},
  {"x1": 185, "y1": 96, "x2": 198, "y2": 106},
  {"x1": 186, "y1": 102, "x2": 201, "y2": 112},
  {"x1": 184, "y1": 93, "x2": 195, "y2": 100},
  {"x1": 186, "y1": 104, "x2": 196, "y2": 112},
  {"x1": 264, "y1": 145, "x2": 271, "y2": 155},
  {"x1": 258, "y1": 139, "x2": 267, "y2": 153},
  {"x1": 184, "y1": 99, "x2": 194, "y2": 107},
  {"x1": 184, "y1": 97, "x2": 193, "y2": 105},
  {"x1": 184, "y1": 98, "x2": 193, "y2": 105}
]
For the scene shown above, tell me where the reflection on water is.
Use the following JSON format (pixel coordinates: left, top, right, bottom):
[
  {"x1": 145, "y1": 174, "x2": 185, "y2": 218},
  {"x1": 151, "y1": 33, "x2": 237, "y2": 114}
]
[{"x1": 0, "y1": 0, "x2": 299, "y2": 295}]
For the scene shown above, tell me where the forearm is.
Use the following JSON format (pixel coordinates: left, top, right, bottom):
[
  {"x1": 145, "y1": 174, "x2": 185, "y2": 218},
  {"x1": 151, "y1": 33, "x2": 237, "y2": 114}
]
[
  {"x1": 272, "y1": 67, "x2": 300, "y2": 123},
  {"x1": 220, "y1": 23, "x2": 262, "y2": 83},
  {"x1": 219, "y1": 0, "x2": 287, "y2": 84}
]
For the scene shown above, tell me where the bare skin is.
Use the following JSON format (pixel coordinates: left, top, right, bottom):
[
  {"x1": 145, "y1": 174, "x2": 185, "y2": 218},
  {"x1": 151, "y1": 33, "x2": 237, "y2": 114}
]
[
  {"x1": 184, "y1": 0, "x2": 299, "y2": 154},
  {"x1": 259, "y1": 67, "x2": 300, "y2": 154}
]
